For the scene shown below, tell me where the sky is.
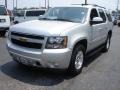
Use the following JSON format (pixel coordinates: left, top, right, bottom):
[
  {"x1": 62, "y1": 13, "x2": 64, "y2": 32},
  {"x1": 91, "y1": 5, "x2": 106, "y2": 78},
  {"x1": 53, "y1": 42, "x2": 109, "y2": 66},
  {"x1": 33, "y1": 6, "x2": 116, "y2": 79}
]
[{"x1": 0, "y1": 0, "x2": 119, "y2": 10}]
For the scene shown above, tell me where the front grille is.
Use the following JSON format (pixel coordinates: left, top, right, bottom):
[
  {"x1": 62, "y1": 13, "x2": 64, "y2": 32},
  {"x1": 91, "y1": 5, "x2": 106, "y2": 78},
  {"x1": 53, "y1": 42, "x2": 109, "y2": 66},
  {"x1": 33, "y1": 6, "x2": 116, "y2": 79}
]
[
  {"x1": 11, "y1": 32, "x2": 44, "y2": 49},
  {"x1": 11, "y1": 38, "x2": 42, "y2": 49},
  {"x1": 11, "y1": 32, "x2": 44, "y2": 40},
  {"x1": 0, "y1": 19, "x2": 6, "y2": 23}
]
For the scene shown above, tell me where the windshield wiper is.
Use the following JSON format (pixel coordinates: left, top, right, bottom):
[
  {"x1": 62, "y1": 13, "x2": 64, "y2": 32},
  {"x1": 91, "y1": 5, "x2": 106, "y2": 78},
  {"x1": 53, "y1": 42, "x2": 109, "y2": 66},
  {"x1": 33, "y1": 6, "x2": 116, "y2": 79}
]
[
  {"x1": 40, "y1": 18, "x2": 74, "y2": 22},
  {"x1": 39, "y1": 18, "x2": 52, "y2": 20},
  {"x1": 53, "y1": 18, "x2": 73, "y2": 22}
]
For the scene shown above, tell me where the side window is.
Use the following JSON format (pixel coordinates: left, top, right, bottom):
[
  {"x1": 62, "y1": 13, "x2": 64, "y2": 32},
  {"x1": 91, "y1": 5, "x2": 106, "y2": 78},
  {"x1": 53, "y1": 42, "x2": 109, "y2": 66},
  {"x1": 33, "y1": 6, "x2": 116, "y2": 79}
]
[
  {"x1": 90, "y1": 9, "x2": 99, "y2": 21},
  {"x1": 0, "y1": 6, "x2": 7, "y2": 15},
  {"x1": 106, "y1": 12, "x2": 112, "y2": 22},
  {"x1": 98, "y1": 9, "x2": 106, "y2": 23}
]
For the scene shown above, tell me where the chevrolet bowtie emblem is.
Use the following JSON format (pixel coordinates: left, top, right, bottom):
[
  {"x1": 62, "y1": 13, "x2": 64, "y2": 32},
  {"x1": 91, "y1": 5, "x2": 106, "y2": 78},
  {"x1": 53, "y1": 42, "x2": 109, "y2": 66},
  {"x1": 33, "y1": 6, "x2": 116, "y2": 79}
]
[{"x1": 19, "y1": 37, "x2": 27, "y2": 42}]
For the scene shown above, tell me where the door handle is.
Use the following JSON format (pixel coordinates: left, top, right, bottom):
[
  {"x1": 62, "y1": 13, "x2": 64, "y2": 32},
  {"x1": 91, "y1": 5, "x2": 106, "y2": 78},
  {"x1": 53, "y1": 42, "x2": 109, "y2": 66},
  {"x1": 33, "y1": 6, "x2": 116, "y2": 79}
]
[
  {"x1": 105, "y1": 27, "x2": 108, "y2": 30},
  {"x1": 98, "y1": 28, "x2": 102, "y2": 30}
]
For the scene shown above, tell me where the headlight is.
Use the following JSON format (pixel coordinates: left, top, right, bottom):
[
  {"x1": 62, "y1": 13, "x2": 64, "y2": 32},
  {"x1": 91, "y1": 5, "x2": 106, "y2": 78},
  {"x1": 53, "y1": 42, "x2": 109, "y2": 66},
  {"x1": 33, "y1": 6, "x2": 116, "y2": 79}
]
[{"x1": 45, "y1": 36, "x2": 67, "y2": 49}]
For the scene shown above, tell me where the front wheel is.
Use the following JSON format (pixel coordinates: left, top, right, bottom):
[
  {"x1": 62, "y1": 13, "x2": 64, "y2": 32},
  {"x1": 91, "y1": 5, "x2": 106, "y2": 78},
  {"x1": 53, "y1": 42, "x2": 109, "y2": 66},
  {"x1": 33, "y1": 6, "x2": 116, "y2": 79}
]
[{"x1": 68, "y1": 45, "x2": 85, "y2": 75}]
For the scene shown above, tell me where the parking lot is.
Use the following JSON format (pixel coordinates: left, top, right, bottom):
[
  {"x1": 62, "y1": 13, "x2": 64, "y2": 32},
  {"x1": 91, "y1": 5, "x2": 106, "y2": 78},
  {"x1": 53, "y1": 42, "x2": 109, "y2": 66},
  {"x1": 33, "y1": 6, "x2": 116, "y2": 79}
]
[{"x1": 0, "y1": 26, "x2": 120, "y2": 90}]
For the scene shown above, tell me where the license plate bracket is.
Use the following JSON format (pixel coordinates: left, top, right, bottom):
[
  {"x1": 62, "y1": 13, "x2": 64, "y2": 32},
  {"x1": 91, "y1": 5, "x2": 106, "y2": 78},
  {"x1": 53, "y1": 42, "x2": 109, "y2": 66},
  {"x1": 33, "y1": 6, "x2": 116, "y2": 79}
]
[{"x1": 13, "y1": 54, "x2": 33, "y2": 65}]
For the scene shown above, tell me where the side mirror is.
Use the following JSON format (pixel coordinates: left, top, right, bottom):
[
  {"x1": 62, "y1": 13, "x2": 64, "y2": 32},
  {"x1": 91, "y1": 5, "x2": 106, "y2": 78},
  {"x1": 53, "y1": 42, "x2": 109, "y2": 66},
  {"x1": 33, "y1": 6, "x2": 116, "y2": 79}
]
[
  {"x1": 39, "y1": 15, "x2": 43, "y2": 19},
  {"x1": 10, "y1": 16, "x2": 14, "y2": 21},
  {"x1": 90, "y1": 17, "x2": 103, "y2": 25},
  {"x1": 13, "y1": 21, "x2": 19, "y2": 24}
]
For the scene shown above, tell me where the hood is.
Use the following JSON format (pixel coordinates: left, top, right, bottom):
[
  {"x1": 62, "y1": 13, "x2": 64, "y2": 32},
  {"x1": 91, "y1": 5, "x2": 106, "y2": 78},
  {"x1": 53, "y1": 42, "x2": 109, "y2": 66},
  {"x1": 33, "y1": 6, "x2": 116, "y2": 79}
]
[{"x1": 10, "y1": 20, "x2": 79, "y2": 36}]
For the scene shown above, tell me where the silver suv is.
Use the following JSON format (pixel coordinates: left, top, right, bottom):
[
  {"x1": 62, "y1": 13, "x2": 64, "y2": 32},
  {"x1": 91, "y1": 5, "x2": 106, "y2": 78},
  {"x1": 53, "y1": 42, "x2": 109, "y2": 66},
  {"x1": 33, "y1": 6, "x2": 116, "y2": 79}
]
[{"x1": 7, "y1": 5, "x2": 113, "y2": 74}]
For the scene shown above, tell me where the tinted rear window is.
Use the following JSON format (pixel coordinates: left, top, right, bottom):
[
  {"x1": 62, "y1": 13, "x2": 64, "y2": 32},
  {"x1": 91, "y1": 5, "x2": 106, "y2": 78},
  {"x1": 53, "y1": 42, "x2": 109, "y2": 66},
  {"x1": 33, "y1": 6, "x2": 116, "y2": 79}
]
[
  {"x1": 98, "y1": 9, "x2": 106, "y2": 23},
  {"x1": 0, "y1": 6, "x2": 7, "y2": 15},
  {"x1": 106, "y1": 13, "x2": 112, "y2": 22},
  {"x1": 26, "y1": 10, "x2": 45, "y2": 16}
]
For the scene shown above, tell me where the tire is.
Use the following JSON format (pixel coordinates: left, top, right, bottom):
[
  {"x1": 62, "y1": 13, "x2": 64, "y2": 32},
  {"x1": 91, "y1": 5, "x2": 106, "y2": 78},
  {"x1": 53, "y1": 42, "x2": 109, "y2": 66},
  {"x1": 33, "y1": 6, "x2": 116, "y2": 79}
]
[
  {"x1": 0, "y1": 31, "x2": 6, "y2": 37},
  {"x1": 13, "y1": 21, "x2": 19, "y2": 24},
  {"x1": 118, "y1": 22, "x2": 120, "y2": 27},
  {"x1": 102, "y1": 35, "x2": 111, "y2": 52},
  {"x1": 68, "y1": 44, "x2": 86, "y2": 75}
]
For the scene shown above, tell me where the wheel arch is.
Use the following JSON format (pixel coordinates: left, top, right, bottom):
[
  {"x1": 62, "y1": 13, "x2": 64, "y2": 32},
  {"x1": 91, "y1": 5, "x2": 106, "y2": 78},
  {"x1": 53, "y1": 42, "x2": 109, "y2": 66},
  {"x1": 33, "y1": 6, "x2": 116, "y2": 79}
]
[
  {"x1": 108, "y1": 30, "x2": 112, "y2": 38},
  {"x1": 73, "y1": 39, "x2": 87, "y2": 52}
]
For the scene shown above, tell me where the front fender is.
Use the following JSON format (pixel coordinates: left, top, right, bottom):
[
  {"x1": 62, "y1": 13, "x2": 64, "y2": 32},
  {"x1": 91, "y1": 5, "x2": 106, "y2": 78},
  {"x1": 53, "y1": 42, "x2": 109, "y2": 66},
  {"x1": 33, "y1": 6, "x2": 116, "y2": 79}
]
[{"x1": 69, "y1": 33, "x2": 88, "y2": 50}]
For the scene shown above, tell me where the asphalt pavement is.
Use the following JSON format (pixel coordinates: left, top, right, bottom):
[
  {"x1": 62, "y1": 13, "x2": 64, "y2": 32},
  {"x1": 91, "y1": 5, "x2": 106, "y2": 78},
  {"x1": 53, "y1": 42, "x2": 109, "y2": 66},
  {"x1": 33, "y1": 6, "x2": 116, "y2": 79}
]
[{"x1": 0, "y1": 26, "x2": 120, "y2": 90}]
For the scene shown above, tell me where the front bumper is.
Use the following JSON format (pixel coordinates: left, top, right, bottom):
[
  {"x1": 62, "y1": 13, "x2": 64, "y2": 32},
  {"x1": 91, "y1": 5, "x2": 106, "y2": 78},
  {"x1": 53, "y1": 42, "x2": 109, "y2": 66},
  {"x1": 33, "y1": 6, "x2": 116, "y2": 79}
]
[
  {"x1": 0, "y1": 27, "x2": 9, "y2": 31},
  {"x1": 7, "y1": 40, "x2": 72, "y2": 69}
]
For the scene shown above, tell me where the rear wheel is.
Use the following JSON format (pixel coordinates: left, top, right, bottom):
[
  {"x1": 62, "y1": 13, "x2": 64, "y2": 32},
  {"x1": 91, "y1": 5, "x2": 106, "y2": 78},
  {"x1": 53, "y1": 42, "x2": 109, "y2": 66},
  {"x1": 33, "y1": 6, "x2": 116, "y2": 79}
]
[
  {"x1": 68, "y1": 45, "x2": 85, "y2": 75},
  {"x1": 102, "y1": 35, "x2": 111, "y2": 52}
]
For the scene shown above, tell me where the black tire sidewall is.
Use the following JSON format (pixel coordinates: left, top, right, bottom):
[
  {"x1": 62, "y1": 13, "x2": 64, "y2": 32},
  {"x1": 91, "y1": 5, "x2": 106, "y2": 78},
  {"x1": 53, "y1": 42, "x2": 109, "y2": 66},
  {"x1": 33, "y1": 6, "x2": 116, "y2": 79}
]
[
  {"x1": 105, "y1": 35, "x2": 111, "y2": 51},
  {"x1": 68, "y1": 45, "x2": 85, "y2": 74},
  {"x1": 102, "y1": 35, "x2": 111, "y2": 52}
]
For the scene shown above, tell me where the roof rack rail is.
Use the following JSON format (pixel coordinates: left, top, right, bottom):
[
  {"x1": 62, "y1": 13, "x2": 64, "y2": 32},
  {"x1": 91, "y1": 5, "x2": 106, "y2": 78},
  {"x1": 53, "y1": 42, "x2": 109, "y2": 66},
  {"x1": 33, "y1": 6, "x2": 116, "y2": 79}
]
[
  {"x1": 81, "y1": 4, "x2": 106, "y2": 9},
  {"x1": 71, "y1": 4, "x2": 82, "y2": 5},
  {"x1": 71, "y1": 4, "x2": 105, "y2": 9},
  {"x1": 0, "y1": 5, "x2": 5, "y2": 6},
  {"x1": 0, "y1": 5, "x2": 6, "y2": 7}
]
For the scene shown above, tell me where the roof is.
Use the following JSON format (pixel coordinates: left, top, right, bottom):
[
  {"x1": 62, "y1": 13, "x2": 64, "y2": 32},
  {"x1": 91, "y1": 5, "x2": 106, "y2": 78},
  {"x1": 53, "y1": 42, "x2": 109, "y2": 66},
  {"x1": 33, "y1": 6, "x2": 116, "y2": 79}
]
[
  {"x1": 55, "y1": 4, "x2": 106, "y2": 9},
  {"x1": 0, "y1": 5, "x2": 5, "y2": 7},
  {"x1": 72, "y1": 4, "x2": 105, "y2": 8}
]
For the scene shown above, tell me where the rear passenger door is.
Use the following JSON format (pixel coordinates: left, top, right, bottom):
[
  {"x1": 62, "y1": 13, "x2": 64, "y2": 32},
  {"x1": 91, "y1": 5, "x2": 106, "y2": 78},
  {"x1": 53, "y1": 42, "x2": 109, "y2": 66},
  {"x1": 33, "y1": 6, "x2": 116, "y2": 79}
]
[
  {"x1": 98, "y1": 9, "x2": 108, "y2": 44},
  {"x1": 90, "y1": 9, "x2": 102, "y2": 49},
  {"x1": 106, "y1": 12, "x2": 113, "y2": 35}
]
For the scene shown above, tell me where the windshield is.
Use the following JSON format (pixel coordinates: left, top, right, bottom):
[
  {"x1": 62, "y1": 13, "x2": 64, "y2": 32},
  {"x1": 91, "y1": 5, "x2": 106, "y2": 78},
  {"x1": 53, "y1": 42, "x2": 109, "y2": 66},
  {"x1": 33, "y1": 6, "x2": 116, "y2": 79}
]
[
  {"x1": 17, "y1": 10, "x2": 25, "y2": 17},
  {"x1": 40, "y1": 7, "x2": 88, "y2": 23},
  {"x1": 0, "y1": 6, "x2": 7, "y2": 15}
]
